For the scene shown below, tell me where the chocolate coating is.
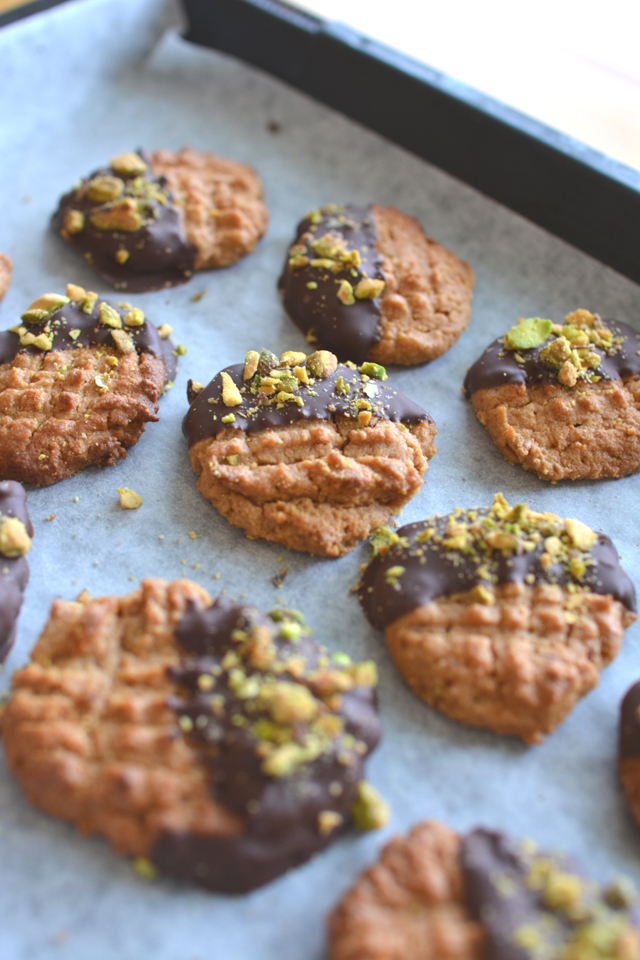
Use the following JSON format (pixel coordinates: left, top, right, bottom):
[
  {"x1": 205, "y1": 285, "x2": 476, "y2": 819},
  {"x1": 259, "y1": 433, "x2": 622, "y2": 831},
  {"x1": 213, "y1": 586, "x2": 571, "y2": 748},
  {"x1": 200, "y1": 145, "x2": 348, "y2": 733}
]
[
  {"x1": 0, "y1": 299, "x2": 177, "y2": 384},
  {"x1": 51, "y1": 152, "x2": 196, "y2": 292},
  {"x1": 463, "y1": 319, "x2": 640, "y2": 397},
  {"x1": 278, "y1": 205, "x2": 385, "y2": 363},
  {"x1": 183, "y1": 361, "x2": 430, "y2": 448},
  {"x1": 152, "y1": 597, "x2": 381, "y2": 893},
  {"x1": 0, "y1": 481, "x2": 32, "y2": 663},
  {"x1": 360, "y1": 508, "x2": 636, "y2": 630},
  {"x1": 619, "y1": 681, "x2": 640, "y2": 760}
]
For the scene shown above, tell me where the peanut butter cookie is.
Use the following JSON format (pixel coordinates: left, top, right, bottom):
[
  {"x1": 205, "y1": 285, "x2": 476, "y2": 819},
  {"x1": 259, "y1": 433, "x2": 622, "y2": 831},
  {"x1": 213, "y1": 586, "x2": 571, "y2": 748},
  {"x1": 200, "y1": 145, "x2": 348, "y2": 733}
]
[
  {"x1": 0, "y1": 284, "x2": 176, "y2": 485},
  {"x1": 2, "y1": 579, "x2": 384, "y2": 893},
  {"x1": 0, "y1": 253, "x2": 12, "y2": 303},
  {"x1": 464, "y1": 311, "x2": 640, "y2": 481},
  {"x1": 279, "y1": 204, "x2": 473, "y2": 365},
  {"x1": 51, "y1": 149, "x2": 267, "y2": 292},
  {"x1": 0, "y1": 480, "x2": 32, "y2": 663},
  {"x1": 359, "y1": 494, "x2": 636, "y2": 743},
  {"x1": 329, "y1": 820, "x2": 640, "y2": 960},
  {"x1": 184, "y1": 349, "x2": 437, "y2": 556}
]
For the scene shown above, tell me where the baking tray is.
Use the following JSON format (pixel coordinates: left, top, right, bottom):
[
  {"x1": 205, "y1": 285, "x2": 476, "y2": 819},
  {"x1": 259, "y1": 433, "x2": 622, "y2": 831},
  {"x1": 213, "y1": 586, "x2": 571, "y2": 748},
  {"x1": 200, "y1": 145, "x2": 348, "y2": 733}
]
[{"x1": 1, "y1": 1, "x2": 640, "y2": 959}]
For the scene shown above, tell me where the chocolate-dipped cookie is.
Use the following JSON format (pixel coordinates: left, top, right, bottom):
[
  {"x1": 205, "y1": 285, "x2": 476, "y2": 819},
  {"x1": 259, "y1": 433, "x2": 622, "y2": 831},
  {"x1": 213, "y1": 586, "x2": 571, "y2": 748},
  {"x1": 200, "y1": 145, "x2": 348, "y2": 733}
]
[
  {"x1": 183, "y1": 348, "x2": 437, "y2": 556},
  {"x1": 359, "y1": 494, "x2": 636, "y2": 743},
  {"x1": 0, "y1": 284, "x2": 176, "y2": 485},
  {"x1": 52, "y1": 149, "x2": 267, "y2": 292},
  {"x1": 279, "y1": 204, "x2": 473, "y2": 365},
  {"x1": 0, "y1": 481, "x2": 32, "y2": 663},
  {"x1": 464, "y1": 311, "x2": 640, "y2": 481},
  {"x1": 329, "y1": 820, "x2": 640, "y2": 960},
  {"x1": 1, "y1": 579, "x2": 385, "y2": 893}
]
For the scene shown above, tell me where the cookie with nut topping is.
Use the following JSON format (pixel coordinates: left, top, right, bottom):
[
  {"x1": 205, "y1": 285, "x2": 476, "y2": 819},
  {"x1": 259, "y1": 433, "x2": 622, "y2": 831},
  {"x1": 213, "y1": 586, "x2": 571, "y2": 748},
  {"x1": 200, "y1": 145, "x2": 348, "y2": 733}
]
[
  {"x1": 0, "y1": 480, "x2": 33, "y2": 663},
  {"x1": 1, "y1": 579, "x2": 384, "y2": 893},
  {"x1": 359, "y1": 494, "x2": 636, "y2": 743},
  {"x1": 329, "y1": 820, "x2": 640, "y2": 960},
  {"x1": 183, "y1": 348, "x2": 437, "y2": 556},
  {"x1": 0, "y1": 284, "x2": 177, "y2": 485},
  {"x1": 52, "y1": 149, "x2": 267, "y2": 291},
  {"x1": 464, "y1": 311, "x2": 640, "y2": 480},
  {"x1": 279, "y1": 204, "x2": 474, "y2": 365}
]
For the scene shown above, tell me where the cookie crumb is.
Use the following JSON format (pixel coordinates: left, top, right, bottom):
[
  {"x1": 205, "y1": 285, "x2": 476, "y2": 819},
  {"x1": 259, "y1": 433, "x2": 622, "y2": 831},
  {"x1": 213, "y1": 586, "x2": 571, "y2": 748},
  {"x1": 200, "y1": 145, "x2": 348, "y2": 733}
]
[
  {"x1": 190, "y1": 289, "x2": 207, "y2": 302},
  {"x1": 45, "y1": 514, "x2": 55, "y2": 522},
  {"x1": 188, "y1": 531, "x2": 197, "y2": 539},
  {"x1": 117, "y1": 488, "x2": 143, "y2": 510},
  {"x1": 272, "y1": 568, "x2": 287, "y2": 588}
]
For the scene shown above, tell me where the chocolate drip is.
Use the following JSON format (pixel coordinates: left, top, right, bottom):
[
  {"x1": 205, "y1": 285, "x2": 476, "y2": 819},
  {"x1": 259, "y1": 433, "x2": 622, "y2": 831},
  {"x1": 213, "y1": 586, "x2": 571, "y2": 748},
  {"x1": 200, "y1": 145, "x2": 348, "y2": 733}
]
[
  {"x1": 360, "y1": 509, "x2": 636, "y2": 630},
  {"x1": 464, "y1": 320, "x2": 640, "y2": 397},
  {"x1": 51, "y1": 152, "x2": 196, "y2": 292},
  {"x1": 152, "y1": 597, "x2": 381, "y2": 893},
  {"x1": 183, "y1": 361, "x2": 429, "y2": 448},
  {"x1": 619, "y1": 681, "x2": 640, "y2": 760},
  {"x1": 0, "y1": 481, "x2": 32, "y2": 663},
  {"x1": 278, "y1": 205, "x2": 385, "y2": 363},
  {"x1": 0, "y1": 299, "x2": 176, "y2": 384}
]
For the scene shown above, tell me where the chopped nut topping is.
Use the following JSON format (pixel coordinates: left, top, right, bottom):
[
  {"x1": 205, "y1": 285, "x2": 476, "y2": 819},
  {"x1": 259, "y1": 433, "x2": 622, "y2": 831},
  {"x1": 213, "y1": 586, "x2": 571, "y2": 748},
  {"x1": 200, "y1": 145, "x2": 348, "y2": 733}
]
[
  {"x1": 0, "y1": 517, "x2": 31, "y2": 557},
  {"x1": 115, "y1": 249, "x2": 130, "y2": 264},
  {"x1": 63, "y1": 210, "x2": 85, "y2": 234},
  {"x1": 220, "y1": 371, "x2": 243, "y2": 406},
  {"x1": 337, "y1": 280, "x2": 355, "y2": 305},
  {"x1": 90, "y1": 198, "x2": 143, "y2": 232},
  {"x1": 110, "y1": 152, "x2": 148, "y2": 176},
  {"x1": 354, "y1": 278, "x2": 385, "y2": 299},
  {"x1": 351, "y1": 781, "x2": 389, "y2": 831},
  {"x1": 123, "y1": 308, "x2": 145, "y2": 327},
  {"x1": 306, "y1": 350, "x2": 338, "y2": 379},
  {"x1": 243, "y1": 350, "x2": 260, "y2": 381},
  {"x1": 98, "y1": 303, "x2": 123, "y2": 329},
  {"x1": 110, "y1": 329, "x2": 135, "y2": 353},
  {"x1": 157, "y1": 324, "x2": 172, "y2": 339},
  {"x1": 66, "y1": 283, "x2": 86, "y2": 302},
  {"x1": 21, "y1": 292, "x2": 69, "y2": 325},
  {"x1": 317, "y1": 810, "x2": 343, "y2": 836},
  {"x1": 117, "y1": 488, "x2": 143, "y2": 509},
  {"x1": 86, "y1": 175, "x2": 124, "y2": 203}
]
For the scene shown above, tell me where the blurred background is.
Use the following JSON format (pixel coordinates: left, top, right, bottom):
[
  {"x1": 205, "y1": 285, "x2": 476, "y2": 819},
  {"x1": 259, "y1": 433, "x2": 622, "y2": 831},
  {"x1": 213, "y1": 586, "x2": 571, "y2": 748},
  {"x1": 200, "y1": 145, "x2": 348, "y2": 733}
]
[{"x1": 2, "y1": 0, "x2": 639, "y2": 171}]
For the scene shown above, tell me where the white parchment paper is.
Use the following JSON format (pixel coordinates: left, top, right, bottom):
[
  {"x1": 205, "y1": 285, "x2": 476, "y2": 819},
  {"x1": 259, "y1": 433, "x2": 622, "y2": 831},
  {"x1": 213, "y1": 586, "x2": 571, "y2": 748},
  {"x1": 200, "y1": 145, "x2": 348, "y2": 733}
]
[{"x1": 2, "y1": 1, "x2": 640, "y2": 957}]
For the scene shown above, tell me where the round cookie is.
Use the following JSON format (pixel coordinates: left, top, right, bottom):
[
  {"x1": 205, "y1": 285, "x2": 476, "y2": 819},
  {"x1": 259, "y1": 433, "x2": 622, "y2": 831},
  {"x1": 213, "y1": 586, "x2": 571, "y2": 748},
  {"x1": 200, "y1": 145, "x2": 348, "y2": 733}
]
[
  {"x1": 1, "y1": 579, "x2": 385, "y2": 893},
  {"x1": 0, "y1": 480, "x2": 33, "y2": 663},
  {"x1": 464, "y1": 311, "x2": 640, "y2": 481},
  {"x1": 0, "y1": 253, "x2": 12, "y2": 303},
  {"x1": 51, "y1": 149, "x2": 267, "y2": 292},
  {"x1": 278, "y1": 204, "x2": 474, "y2": 365},
  {"x1": 359, "y1": 494, "x2": 636, "y2": 743},
  {"x1": 183, "y1": 349, "x2": 437, "y2": 557},
  {"x1": 329, "y1": 820, "x2": 640, "y2": 960},
  {"x1": 0, "y1": 284, "x2": 176, "y2": 485}
]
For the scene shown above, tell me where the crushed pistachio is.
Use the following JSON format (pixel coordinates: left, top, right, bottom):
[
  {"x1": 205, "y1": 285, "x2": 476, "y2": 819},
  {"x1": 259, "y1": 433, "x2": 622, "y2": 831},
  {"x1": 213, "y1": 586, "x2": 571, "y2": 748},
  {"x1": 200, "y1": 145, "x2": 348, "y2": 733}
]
[
  {"x1": 317, "y1": 810, "x2": 344, "y2": 836},
  {"x1": 110, "y1": 152, "x2": 148, "y2": 176},
  {"x1": 110, "y1": 329, "x2": 135, "y2": 353},
  {"x1": 0, "y1": 517, "x2": 32, "y2": 557},
  {"x1": 98, "y1": 303, "x2": 122, "y2": 329},
  {"x1": 354, "y1": 278, "x2": 385, "y2": 299},
  {"x1": 123, "y1": 308, "x2": 145, "y2": 327},
  {"x1": 220, "y1": 371, "x2": 243, "y2": 406},
  {"x1": 351, "y1": 781, "x2": 389, "y2": 831},
  {"x1": 306, "y1": 350, "x2": 338, "y2": 379},
  {"x1": 157, "y1": 324, "x2": 172, "y2": 339},
  {"x1": 63, "y1": 209, "x2": 85, "y2": 234}
]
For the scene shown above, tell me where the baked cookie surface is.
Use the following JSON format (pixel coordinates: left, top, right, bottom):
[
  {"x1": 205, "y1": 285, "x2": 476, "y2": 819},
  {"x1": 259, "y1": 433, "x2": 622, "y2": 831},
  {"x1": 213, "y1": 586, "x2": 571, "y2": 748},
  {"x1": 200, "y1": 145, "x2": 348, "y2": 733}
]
[
  {"x1": 0, "y1": 480, "x2": 32, "y2": 663},
  {"x1": 464, "y1": 311, "x2": 640, "y2": 481},
  {"x1": 279, "y1": 204, "x2": 474, "y2": 365},
  {"x1": 329, "y1": 820, "x2": 640, "y2": 960},
  {"x1": 0, "y1": 284, "x2": 176, "y2": 485},
  {"x1": 359, "y1": 494, "x2": 636, "y2": 743},
  {"x1": 0, "y1": 253, "x2": 12, "y2": 303},
  {"x1": 1, "y1": 579, "x2": 383, "y2": 893},
  {"x1": 183, "y1": 349, "x2": 436, "y2": 556}
]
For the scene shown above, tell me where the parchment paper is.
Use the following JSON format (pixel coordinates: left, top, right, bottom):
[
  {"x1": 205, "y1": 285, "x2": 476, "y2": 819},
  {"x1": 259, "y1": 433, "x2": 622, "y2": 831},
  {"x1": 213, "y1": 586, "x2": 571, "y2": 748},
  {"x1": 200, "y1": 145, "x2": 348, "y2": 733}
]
[{"x1": 2, "y1": 1, "x2": 640, "y2": 957}]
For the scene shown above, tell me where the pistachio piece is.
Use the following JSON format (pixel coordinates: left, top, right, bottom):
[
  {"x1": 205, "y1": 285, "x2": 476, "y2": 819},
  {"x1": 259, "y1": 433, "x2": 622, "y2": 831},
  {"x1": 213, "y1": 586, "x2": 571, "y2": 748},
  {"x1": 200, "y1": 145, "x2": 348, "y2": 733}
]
[
  {"x1": 504, "y1": 318, "x2": 553, "y2": 350},
  {"x1": 243, "y1": 350, "x2": 260, "y2": 381},
  {"x1": 539, "y1": 335, "x2": 572, "y2": 371},
  {"x1": 81, "y1": 291, "x2": 98, "y2": 314},
  {"x1": 110, "y1": 329, "x2": 135, "y2": 352},
  {"x1": 280, "y1": 350, "x2": 307, "y2": 367},
  {"x1": 32, "y1": 333, "x2": 53, "y2": 351},
  {"x1": 220, "y1": 371, "x2": 243, "y2": 407},
  {"x1": 63, "y1": 210, "x2": 85, "y2": 234},
  {"x1": 337, "y1": 280, "x2": 355, "y2": 305},
  {"x1": 110, "y1": 152, "x2": 148, "y2": 176},
  {"x1": 565, "y1": 308, "x2": 596, "y2": 327},
  {"x1": 0, "y1": 516, "x2": 32, "y2": 557},
  {"x1": 66, "y1": 283, "x2": 86, "y2": 302},
  {"x1": 317, "y1": 811, "x2": 343, "y2": 836},
  {"x1": 564, "y1": 518, "x2": 597, "y2": 551},
  {"x1": 558, "y1": 360, "x2": 578, "y2": 387},
  {"x1": 117, "y1": 488, "x2": 143, "y2": 510},
  {"x1": 293, "y1": 365, "x2": 311, "y2": 385},
  {"x1": 90, "y1": 198, "x2": 143, "y2": 232},
  {"x1": 354, "y1": 278, "x2": 385, "y2": 299},
  {"x1": 86, "y1": 175, "x2": 124, "y2": 203},
  {"x1": 123, "y1": 308, "x2": 145, "y2": 327},
  {"x1": 351, "y1": 781, "x2": 389, "y2": 832},
  {"x1": 358, "y1": 361, "x2": 387, "y2": 380},
  {"x1": 306, "y1": 350, "x2": 337, "y2": 379},
  {"x1": 269, "y1": 682, "x2": 318, "y2": 725},
  {"x1": 98, "y1": 303, "x2": 123, "y2": 329},
  {"x1": 157, "y1": 324, "x2": 172, "y2": 339},
  {"x1": 21, "y1": 292, "x2": 69, "y2": 324},
  {"x1": 115, "y1": 249, "x2": 130, "y2": 265}
]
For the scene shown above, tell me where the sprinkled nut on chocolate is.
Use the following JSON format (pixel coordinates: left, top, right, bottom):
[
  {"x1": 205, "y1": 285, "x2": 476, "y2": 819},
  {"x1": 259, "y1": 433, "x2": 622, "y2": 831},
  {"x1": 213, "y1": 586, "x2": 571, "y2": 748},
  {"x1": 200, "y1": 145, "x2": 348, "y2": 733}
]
[
  {"x1": 0, "y1": 288, "x2": 178, "y2": 485},
  {"x1": 0, "y1": 481, "x2": 33, "y2": 663},
  {"x1": 464, "y1": 310, "x2": 640, "y2": 481},
  {"x1": 329, "y1": 821, "x2": 640, "y2": 960},
  {"x1": 359, "y1": 494, "x2": 636, "y2": 743},
  {"x1": 279, "y1": 204, "x2": 473, "y2": 365},
  {"x1": 1, "y1": 580, "x2": 383, "y2": 893},
  {"x1": 183, "y1": 348, "x2": 436, "y2": 557}
]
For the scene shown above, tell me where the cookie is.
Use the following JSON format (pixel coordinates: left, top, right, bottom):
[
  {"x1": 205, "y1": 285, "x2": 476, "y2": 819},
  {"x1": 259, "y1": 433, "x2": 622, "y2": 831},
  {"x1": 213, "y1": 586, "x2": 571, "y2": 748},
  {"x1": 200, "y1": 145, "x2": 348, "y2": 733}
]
[
  {"x1": 0, "y1": 253, "x2": 12, "y2": 302},
  {"x1": 0, "y1": 481, "x2": 32, "y2": 663},
  {"x1": 0, "y1": 284, "x2": 176, "y2": 485},
  {"x1": 51, "y1": 149, "x2": 267, "y2": 292},
  {"x1": 329, "y1": 820, "x2": 640, "y2": 960},
  {"x1": 464, "y1": 311, "x2": 640, "y2": 481},
  {"x1": 279, "y1": 204, "x2": 474, "y2": 365},
  {"x1": 1, "y1": 579, "x2": 384, "y2": 893},
  {"x1": 184, "y1": 349, "x2": 436, "y2": 556},
  {"x1": 359, "y1": 494, "x2": 636, "y2": 743}
]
